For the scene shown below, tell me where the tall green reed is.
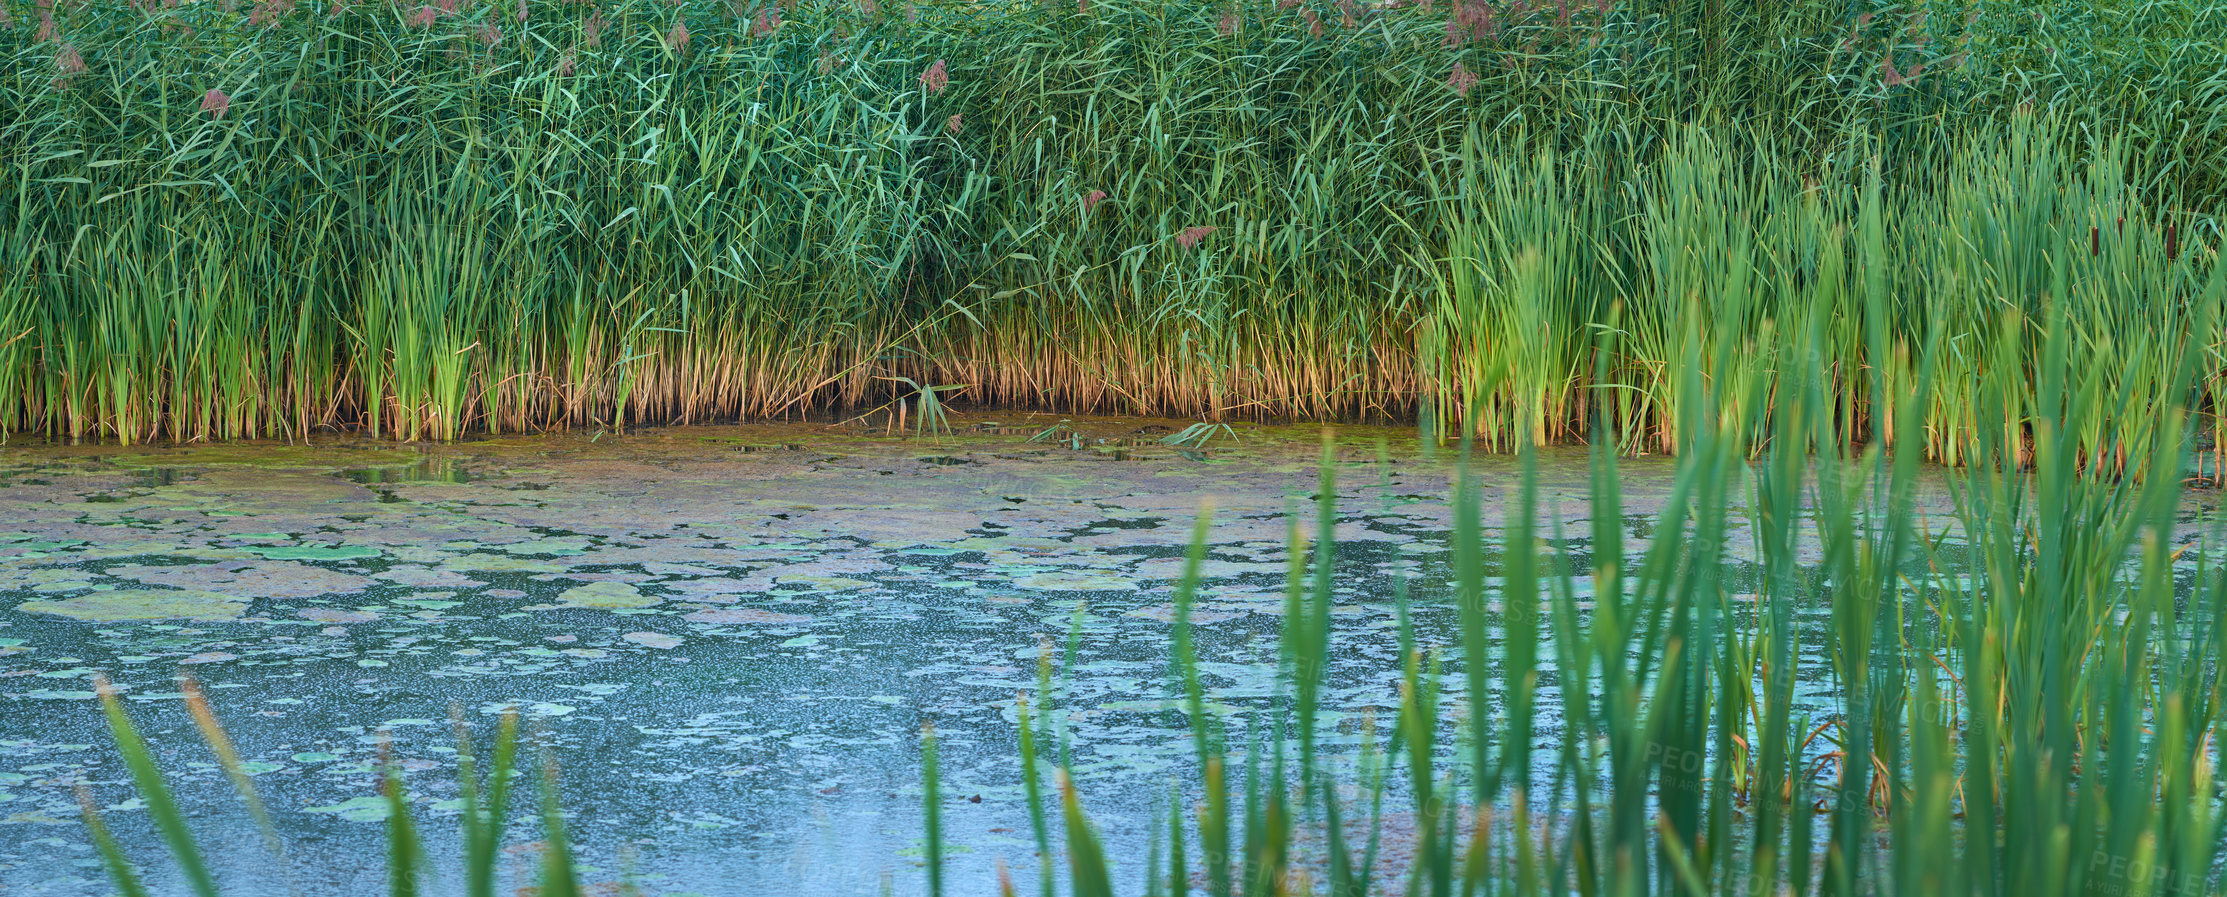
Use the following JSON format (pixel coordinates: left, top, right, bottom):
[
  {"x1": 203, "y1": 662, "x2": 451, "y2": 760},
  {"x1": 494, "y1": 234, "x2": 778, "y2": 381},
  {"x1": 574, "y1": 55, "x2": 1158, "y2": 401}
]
[
  {"x1": 1, "y1": 0, "x2": 2219, "y2": 447},
  {"x1": 991, "y1": 235, "x2": 2227, "y2": 895},
  {"x1": 79, "y1": 681, "x2": 570, "y2": 897}
]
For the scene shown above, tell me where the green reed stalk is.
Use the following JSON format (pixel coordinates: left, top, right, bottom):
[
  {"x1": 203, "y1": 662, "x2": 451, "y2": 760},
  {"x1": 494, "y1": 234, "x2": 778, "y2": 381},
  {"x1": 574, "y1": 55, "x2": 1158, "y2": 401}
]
[
  {"x1": 75, "y1": 785, "x2": 152, "y2": 897},
  {"x1": 380, "y1": 736, "x2": 424, "y2": 897},
  {"x1": 923, "y1": 721, "x2": 944, "y2": 897},
  {"x1": 535, "y1": 753, "x2": 581, "y2": 897},
  {"x1": 93, "y1": 674, "x2": 219, "y2": 897},
  {"x1": 458, "y1": 708, "x2": 522, "y2": 897}
]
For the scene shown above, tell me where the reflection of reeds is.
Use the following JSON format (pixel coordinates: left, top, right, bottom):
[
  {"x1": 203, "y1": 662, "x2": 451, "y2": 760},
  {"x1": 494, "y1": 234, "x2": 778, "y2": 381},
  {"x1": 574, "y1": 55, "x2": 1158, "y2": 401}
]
[
  {"x1": 987, "y1": 281, "x2": 2227, "y2": 895},
  {"x1": 0, "y1": 0, "x2": 2216, "y2": 449}
]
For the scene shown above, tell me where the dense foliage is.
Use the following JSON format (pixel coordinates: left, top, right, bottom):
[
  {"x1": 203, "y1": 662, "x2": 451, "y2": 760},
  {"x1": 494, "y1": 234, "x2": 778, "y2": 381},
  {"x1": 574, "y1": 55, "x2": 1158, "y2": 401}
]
[{"x1": 0, "y1": 0, "x2": 2222, "y2": 446}]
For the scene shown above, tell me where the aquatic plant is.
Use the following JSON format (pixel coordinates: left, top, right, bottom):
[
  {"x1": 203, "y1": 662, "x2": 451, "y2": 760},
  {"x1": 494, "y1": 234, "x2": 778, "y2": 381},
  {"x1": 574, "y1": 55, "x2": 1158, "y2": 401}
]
[
  {"x1": 971, "y1": 271, "x2": 2227, "y2": 895},
  {"x1": 78, "y1": 680, "x2": 571, "y2": 897},
  {"x1": 0, "y1": 0, "x2": 2220, "y2": 450}
]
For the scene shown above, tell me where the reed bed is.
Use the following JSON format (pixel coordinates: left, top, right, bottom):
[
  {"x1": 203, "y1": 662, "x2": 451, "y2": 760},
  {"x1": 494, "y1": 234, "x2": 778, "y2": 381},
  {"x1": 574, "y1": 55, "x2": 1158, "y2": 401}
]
[
  {"x1": 0, "y1": 0, "x2": 2222, "y2": 453},
  {"x1": 999, "y1": 265, "x2": 2227, "y2": 896},
  {"x1": 78, "y1": 256, "x2": 2227, "y2": 894}
]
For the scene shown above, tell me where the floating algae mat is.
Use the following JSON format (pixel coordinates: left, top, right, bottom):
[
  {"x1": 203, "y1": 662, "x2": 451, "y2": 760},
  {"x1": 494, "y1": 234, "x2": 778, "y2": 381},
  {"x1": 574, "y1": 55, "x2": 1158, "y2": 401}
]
[{"x1": 0, "y1": 417, "x2": 2058, "y2": 895}]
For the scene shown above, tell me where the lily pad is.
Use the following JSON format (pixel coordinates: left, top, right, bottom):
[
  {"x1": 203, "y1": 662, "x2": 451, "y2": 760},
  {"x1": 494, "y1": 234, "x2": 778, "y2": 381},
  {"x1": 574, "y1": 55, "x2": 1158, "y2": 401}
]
[
  {"x1": 682, "y1": 607, "x2": 813, "y2": 625},
  {"x1": 775, "y1": 575, "x2": 874, "y2": 592},
  {"x1": 298, "y1": 608, "x2": 379, "y2": 624},
  {"x1": 442, "y1": 553, "x2": 567, "y2": 574},
  {"x1": 17, "y1": 588, "x2": 247, "y2": 622},
  {"x1": 553, "y1": 581, "x2": 659, "y2": 610},
  {"x1": 110, "y1": 561, "x2": 374, "y2": 599},
  {"x1": 1015, "y1": 571, "x2": 1138, "y2": 592},
  {"x1": 623, "y1": 631, "x2": 684, "y2": 650},
  {"x1": 305, "y1": 795, "x2": 391, "y2": 823},
  {"x1": 251, "y1": 545, "x2": 380, "y2": 561},
  {"x1": 18, "y1": 689, "x2": 98, "y2": 700},
  {"x1": 1125, "y1": 604, "x2": 1240, "y2": 625}
]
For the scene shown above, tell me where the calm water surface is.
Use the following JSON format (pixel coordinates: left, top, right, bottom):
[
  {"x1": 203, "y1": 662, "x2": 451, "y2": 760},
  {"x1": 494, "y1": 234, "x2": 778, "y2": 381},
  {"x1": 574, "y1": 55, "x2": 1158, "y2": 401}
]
[{"x1": 0, "y1": 419, "x2": 1927, "y2": 895}]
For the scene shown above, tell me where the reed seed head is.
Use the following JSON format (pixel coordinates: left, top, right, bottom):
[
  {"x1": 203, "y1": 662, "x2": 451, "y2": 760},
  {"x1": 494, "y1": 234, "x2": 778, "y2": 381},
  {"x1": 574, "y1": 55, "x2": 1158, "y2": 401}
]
[
  {"x1": 1084, "y1": 189, "x2": 1108, "y2": 212},
  {"x1": 54, "y1": 42, "x2": 83, "y2": 77},
  {"x1": 201, "y1": 88, "x2": 231, "y2": 119},
  {"x1": 946, "y1": 113, "x2": 963, "y2": 134},
  {"x1": 751, "y1": 6, "x2": 779, "y2": 36},
  {"x1": 480, "y1": 22, "x2": 502, "y2": 46},
  {"x1": 920, "y1": 58, "x2": 948, "y2": 94},
  {"x1": 1217, "y1": 8, "x2": 1237, "y2": 35},
  {"x1": 1176, "y1": 226, "x2": 1216, "y2": 249},
  {"x1": 248, "y1": 0, "x2": 296, "y2": 26},
  {"x1": 665, "y1": 18, "x2": 688, "y2": 51},
  {"x1": 1448, "y1": 60, "x2": 1477, "y2": 96}
]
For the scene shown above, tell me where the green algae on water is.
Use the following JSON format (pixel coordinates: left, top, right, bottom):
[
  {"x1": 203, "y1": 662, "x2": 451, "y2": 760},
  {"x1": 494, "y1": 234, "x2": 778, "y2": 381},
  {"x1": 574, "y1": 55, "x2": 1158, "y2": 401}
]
[
  {"x1": 549, "y1": 582, "x2": 659, "y2": 610},
  {"x1": 16, "y1": 589, "x2": 248, "y2": 622}
]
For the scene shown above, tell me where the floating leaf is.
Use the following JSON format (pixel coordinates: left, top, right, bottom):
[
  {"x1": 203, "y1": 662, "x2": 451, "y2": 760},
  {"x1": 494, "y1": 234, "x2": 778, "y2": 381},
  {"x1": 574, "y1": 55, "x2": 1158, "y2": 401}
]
[
  {"x1": 1015, "y1": 571, "x2": 1136, "y2": 592},
  {"x1": 305, "y1": 795, "x2": 392, "y2": 823},
  {"x1": 682, "y1": 607, "x2": 812, "y2": 624},
  {"x1": 622, "y1": 632, "x2": 683, "y2": 650},
  {"x1": 18, "y1": 589, "x2": 246, "y2": 622},
  {"x1": 251, "y1": 545, "x2": 379, "y2": 561},
  {"x1": 552, "y1": 582, "x2": 657, "y2": 610}
]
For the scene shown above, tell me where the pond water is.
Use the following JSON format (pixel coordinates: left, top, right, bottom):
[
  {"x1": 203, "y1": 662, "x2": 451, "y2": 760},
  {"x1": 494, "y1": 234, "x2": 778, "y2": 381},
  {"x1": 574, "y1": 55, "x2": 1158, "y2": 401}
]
[{"x1": 0, "y1": 416, "x2": 1972, "y2": 895}]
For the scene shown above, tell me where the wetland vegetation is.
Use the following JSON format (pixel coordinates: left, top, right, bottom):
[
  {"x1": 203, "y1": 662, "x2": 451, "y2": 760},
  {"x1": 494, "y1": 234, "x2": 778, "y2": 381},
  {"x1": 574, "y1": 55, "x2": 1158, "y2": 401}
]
[
  {"x1": 4, "y1": 0, "x2": 2227, "y2": 894},
  {"x1": 0, "y1": 0, "x2": 2221, "y2": 453}
]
